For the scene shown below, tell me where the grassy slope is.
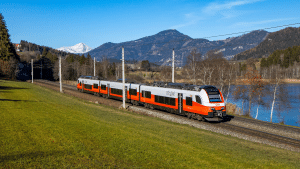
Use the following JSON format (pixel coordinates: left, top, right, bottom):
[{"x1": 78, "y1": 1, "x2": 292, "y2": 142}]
[{"x1": 0, "y1": 80, "x2": 299, "y2": 168}]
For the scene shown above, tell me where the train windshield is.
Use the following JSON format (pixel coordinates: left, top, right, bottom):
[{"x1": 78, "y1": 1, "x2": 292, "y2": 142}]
[{"x1": 204, "y1": 86, "x2": 222, "y2": 102}]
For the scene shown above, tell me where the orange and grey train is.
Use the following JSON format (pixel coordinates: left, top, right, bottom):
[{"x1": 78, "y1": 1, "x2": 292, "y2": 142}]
[{"x1": 77, "y1": 75, "x2": 226, "y2": 121}]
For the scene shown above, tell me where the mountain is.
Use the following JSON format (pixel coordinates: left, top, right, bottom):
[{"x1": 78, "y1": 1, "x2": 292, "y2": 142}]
[
  {"x1": 88, "y1": 29, "x2": 269, "y2": 66},
  {"x1": 235, "y1": 27, "x2": 300, "y2": 60},
  {"x1": 57, "y1": 43, "x2": 92, "y2": 54}
]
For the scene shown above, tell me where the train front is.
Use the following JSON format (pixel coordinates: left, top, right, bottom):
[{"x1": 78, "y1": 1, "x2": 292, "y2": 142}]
[{"x1": 199, "y1": 86, "x2": 226, "y2": 121}]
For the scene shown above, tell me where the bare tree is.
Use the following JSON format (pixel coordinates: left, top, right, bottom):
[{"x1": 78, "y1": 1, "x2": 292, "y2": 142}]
[
  {"x1": 267, "y1": 65, "x2": 291, "y2": 123},
  {"x1": 269, "y1": 65, "x2": 282, "y2": 122},
  {"x1": 159, "y1": 66, "x2": 172, "y2": 82},
  {"x1": 225, "y1": 63, "x2": 237, "y2": 103},
  {"x1": 184, "y1": 48, "x2": 202, "y2": 85},
  {"x1": 101, "y1": 55, "x2": 109, "y2": 79},
  {"x1": 233, "y1": 85, "x2": 248, "y2": 115}
]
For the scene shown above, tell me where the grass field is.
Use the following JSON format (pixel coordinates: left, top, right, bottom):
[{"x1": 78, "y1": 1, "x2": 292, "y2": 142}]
[{"x1": 0, "y1": 80, "x2": 300, "y2": 168}]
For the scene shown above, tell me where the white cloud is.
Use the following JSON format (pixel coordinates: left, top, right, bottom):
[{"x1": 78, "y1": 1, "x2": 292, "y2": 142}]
[
  {"x1": 170, "y1": 13, "x2": 203, "y2": 29},
  {"x1": 169, "y1": 0, "x2": 265, "y2": 29},
  {"x1": 203, "y1": 0, "x2": 264, "y2": 15},
  {"x1": 232, "y1": 18, "x2": 297, "y2": 27}
]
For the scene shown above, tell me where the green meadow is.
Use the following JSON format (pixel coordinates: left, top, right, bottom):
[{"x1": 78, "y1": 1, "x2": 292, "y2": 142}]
[{"x1": 0, "y1": 80, "x2": 299, "y2": 168}]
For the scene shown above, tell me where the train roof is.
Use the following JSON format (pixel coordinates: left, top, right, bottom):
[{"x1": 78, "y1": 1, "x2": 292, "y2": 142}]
[
  {"x1": 150, "y1": 82, "x2": 218, "y2": 91},
  {"x1": 78, "y1": 76, "x2": 219, "y2": 92},
  {"x1": 78, "y1": 75, "x2": 101, "y2": 80}
]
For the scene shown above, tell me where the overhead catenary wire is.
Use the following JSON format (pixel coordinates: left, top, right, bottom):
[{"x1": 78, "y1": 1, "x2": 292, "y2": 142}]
[{"x1": 79, "y1": 22, "x2": 300, "y2": 55}]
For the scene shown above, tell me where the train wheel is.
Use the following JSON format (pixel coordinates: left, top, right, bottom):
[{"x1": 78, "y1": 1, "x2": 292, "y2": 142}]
[
  {"x1": 196, "y1": 115, "x2": 203, "y2": 121},
  {"x1": 187, "y1": 113, "x2": 192, "y2": 119}
]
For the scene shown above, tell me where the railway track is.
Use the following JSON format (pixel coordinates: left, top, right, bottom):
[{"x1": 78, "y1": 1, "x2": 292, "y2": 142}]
[
  {"x1": 216, "y1": 122, "x2": 300, "y2": 150},
  {"x1": 33, "y1": 79, "x2": 300, "y2": 152}
]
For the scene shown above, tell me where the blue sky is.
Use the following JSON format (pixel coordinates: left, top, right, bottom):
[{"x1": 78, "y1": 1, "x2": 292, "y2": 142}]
[{"x1": 1, "y1": 0, "x2": 299, "y2": 49}]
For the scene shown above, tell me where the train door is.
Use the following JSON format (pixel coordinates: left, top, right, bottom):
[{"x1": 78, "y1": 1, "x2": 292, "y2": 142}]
[
  {"x1": 98, "y1": 81, "x2": 100, "y2": 94},
  {"x1": 125, "y1": 86, "x2": 128, "y2": 101},
  {"x1": 81, "y1": 80, "x2": 84, "y2": 92},
  {"x1": 139, "y1": 85, "x2": 141, "y2": 102},
  {"x1": 107, "y1": 83, "x2": 110, "y2": 97},
  {"x1": 178, "y1": 93, "x2": 183, "y2": 114}
]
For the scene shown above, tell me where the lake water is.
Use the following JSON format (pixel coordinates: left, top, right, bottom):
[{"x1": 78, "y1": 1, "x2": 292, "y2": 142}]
[{"x1": 226, "y1": 84, "x2": 300, "y2": 127}]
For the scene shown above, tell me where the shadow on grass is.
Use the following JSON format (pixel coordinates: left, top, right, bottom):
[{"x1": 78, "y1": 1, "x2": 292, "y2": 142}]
[
  {"x1": 0, "y1": 99, "x2": 37, "y2": 102},
  {"x1": 0, "y1": 86, "x2": 29, "y2": 90},
  {"x1": 0, "y1": 150, "x2": 66, "y2": 163}
]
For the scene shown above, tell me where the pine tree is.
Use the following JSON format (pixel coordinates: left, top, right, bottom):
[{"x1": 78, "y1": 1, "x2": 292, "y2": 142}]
[
  {"x1": 42, "y1": 47, "x2": 47, "y2": 57},
  {"x1": 86, "y1": 53, "x2": 92, "y2": 65},
  {"x1": 79, "y1": 54, "x2": 85, "y2": 65},
  {"x1": 0, "y1": 13, "x2": 17, "y2": 61}
]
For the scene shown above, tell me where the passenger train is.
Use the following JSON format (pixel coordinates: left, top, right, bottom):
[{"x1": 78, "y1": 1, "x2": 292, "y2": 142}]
[{"x1": 77, "y1": 76, "x2": 226, "y2": 121}]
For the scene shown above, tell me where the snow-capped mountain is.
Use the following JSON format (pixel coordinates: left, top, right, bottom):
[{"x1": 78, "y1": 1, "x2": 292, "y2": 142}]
[{"x1": 57, "y1": 43, "x2": 92, "y2": 54}]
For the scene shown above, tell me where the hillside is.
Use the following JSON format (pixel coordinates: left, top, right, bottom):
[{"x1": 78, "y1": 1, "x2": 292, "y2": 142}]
[
  {"x1": 19, "y1": 40, "x2": 70, "y2": 58},
  {"x1": 88, "y1": 29, "x2": 269, "y2": 66},
  {"x1": 235, "y1": 27, "x2": 300, "y2": 60}
]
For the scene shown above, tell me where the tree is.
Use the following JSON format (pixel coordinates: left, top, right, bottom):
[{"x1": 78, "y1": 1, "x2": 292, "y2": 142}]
[
  {"x1": 224, "y1": 63, "x2": 237, "y2": 103},
  {"x1": 141, "y1": 60, "x2": 150, "y2": 71},
  {"x1": 184, "y1": 48, "x2": 202, "y2": 85},
  {"x1": 0, "y1": 13, "x2": 19, "y2": 79},
  {"x1": 41, "y1": 47, "x2": 47, "y2": 57},
  {"x1": 0, "y1": 13, "x2": 17, "y2": 61},
  {"x1": 101, "y1": 55, "x2": 109, "y2": 79},
  {"x1": 66, "y1": 54, "x2": 75, "y2": 63},
  {"x1": 79, "y1": 54, "x2": 85, "y2": 65},
  {"x1": 160, "y1": 66, "x2": 172, "y2": 81},
  {"x1": 233, "y1": 85, "x2": 248, "y2": 115},
  {"x1": 268, "y1": 65, "x2": 291, "y2": 123},
  {"x1": 86, "y1": 53, "x2": 92, "y2": 65}
]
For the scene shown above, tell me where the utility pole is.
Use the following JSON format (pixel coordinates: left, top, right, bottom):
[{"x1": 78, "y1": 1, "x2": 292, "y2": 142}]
[
  {"x1": 94, "y1": 57, "x2": 96, "y2": 76},
  {"x1": 172, "y1": 48, "x2": 175, "y2": 83},
  {"x1": 122, "y1": 46, "x2": 125, "y2": 109},
  {"x1": 59, "y1": 57, "x2": 62, "y2": 93},
  {"x1": 31, "y1": 59, "x2": 33, "y2": 83}
]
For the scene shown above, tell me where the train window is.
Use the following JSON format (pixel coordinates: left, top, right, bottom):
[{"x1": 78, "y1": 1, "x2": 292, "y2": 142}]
[
  {"x1": 165, "y1": 97, "x2": 170, "y2": 105},
  {"x1": 101, "y1": 85, "x2": 106, "y2": 90},
  {"x1": 155, "y1": 95, "x2": 159, "y2": 102},
  {"x1": 160, "y1": 96, "x2": 165, "y2": 103},
  {"x1": 85, "y1": 84, "x2": 92, "y2": 89},
  {"x1": 209, "y1": 95, "x2": 222, "y2": 102},
  {"x1": 129, "y1": 89, "x2": 137, "y2": 96},
  {"x1": 145, "y1": 91, "x2": 151, "y2": 99},
  {"x1": 93, "y1": 84, "x2": 98, "y2": 89},
  {"x1": 196, "y1": 96, "x2": 202, "y2": 104},
  {"x1": 170, "y1": 98, "x2": 175, "y2": 106},
  {"x1": 205, "y1": 87, "x2": 220, "y2": 95},
  {"x1": 186, "y1": 97, "x2": 193, "y2": 106},
  {"x1": 111, "y1": 88, "x2": 122, "y2": 95}
]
